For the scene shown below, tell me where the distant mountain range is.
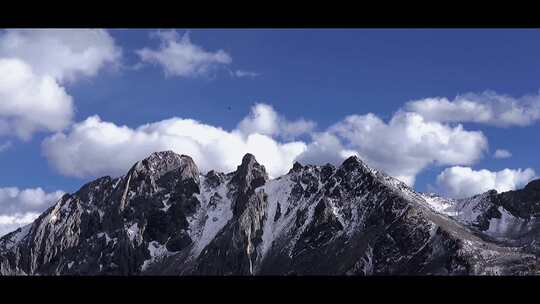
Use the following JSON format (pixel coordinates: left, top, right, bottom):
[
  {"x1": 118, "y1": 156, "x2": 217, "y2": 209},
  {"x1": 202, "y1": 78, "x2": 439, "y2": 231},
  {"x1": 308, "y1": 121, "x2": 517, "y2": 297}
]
[{"x1": 1, "y1": 151, "x2": 539, "y2": 275}]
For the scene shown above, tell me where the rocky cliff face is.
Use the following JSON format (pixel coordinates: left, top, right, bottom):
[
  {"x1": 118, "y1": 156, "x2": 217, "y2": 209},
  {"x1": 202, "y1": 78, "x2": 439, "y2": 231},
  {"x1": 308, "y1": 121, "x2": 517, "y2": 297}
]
[{"x1": 1, "y1": 151, "x2": 539, "y2": 275}]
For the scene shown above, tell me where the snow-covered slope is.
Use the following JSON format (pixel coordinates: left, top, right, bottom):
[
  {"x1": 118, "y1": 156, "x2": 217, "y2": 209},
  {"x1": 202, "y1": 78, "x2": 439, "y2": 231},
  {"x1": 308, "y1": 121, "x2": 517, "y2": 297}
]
[
  {"x1": 1, "y1": 151, "x2": 539, "y2": 275},
  {"x1": 421, "y1": 184, "x2": 540, "y2": 251}
]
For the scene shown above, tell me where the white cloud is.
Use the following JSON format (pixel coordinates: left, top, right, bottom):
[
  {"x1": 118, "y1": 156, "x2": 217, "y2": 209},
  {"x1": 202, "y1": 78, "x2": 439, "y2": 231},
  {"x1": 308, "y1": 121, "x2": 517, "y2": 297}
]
[
  {"x1": 136, "y1": 31, "x2": 232, "y2": 78},
  {"x1": 436, "y1": 166, "x2": 536, "y2": 198},
  {"x1": 0, "y1": 58, "x2": 74, "y2": 140},
  {"x1": 0, "y1": 29, "x2": 121, "y2": 83},
  {"x1": 0, "y1": 187, "x2": 64, "y2": 214},
  {"x1": 42, "y1": 105, "x2": 308, "y2": 179},
  {"x1": 0, "y1": 29, "x2": 121, "y2": 140},
  {"x1": 0, "y1": 187, "x2": 64, "y2": 236},
  {"x1": 42, "y1": 103, "x2": 489, "y2": 188},
  {"x1": 298, "y1": 111, "x2": 488, "y2": 186},
  {"x1": 237, "y1": 103, "x2": 315, "y2": 140},
  {"x1": 406, "y1": 91, "x2": 540, "y2": 127},
  {"x1": 296, "y1": 132, "x2": 359, "y2": 168},
  {"x1": 0, "y1": 213, "x2": 41, "y2": 237},
  {"x1": 494, "y1": 149, "x2": 512, "y2": 159}
]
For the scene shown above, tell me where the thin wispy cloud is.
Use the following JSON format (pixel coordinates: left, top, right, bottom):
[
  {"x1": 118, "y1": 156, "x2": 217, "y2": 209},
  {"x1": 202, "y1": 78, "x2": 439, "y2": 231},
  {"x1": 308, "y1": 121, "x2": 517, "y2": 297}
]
[
  {"x1": 234, "y1": 69, "x2": 260, "y2": 78},
  {"x1": 136, "y1": 31, "x2": 232, "y2": 78},
  {"x1": 494, "y1": 149, "x2": 512, "y2": 159},
  {"x1": 0, "y1": 141, "x2": 12, "y2": 152}
]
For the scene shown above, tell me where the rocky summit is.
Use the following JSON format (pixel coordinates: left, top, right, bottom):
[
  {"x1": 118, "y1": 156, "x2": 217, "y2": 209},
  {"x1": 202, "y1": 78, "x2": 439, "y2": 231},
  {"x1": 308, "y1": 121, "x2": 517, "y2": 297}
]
[{"x1": 1, "y1": 151, "x2": 539, "y2": 275}]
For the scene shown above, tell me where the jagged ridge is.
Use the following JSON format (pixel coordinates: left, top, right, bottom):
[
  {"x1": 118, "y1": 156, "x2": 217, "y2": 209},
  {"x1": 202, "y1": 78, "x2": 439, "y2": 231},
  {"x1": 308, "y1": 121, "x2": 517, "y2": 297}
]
[{"x1": 1, "y1": 151, "x2": 539, "y2": 275}]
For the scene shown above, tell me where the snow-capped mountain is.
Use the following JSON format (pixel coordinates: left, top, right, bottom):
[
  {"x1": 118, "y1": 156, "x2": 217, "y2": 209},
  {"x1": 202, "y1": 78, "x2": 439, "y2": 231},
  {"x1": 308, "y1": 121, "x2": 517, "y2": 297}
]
[
  {"x1": 1, "y1": 151, "x2": 538, "y2": 275},
  {"x1": 422, "y1": 180, "x2": 540, "y2": 250}
]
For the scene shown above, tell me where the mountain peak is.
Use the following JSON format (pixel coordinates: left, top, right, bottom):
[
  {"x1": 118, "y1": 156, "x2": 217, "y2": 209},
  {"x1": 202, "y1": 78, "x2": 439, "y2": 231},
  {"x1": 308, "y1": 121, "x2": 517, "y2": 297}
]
[
  {"x1": 2, "y1": 148, "x2": 539, "y2": 275},
  {"x1": 143, "y1": 150, "x2": 182, "y2": 165},
  {"x1": 524, "y1": 179, "x2": 540, "y2": 191},
  {"x1": 240, "y1": 153, "x2": 257, "y2": 166},
  {"x1": 237, "y1": 153, "x2": 260, "y2": 171},
  {"x1": 341, "y1": 155, "x2": 364, "y2": 170},
  {"x1": 288, "y1": 161, "x2": 304, "y2": 174},
  {"x1": 131, "y1": 151, "x2": 199, "y2": 181},
  {"x1": 232, "y1": 153, "x2": 268, "y2": 192},
  {"x1": 149, "y1": 150, "x2": 178, "y2": 157}
]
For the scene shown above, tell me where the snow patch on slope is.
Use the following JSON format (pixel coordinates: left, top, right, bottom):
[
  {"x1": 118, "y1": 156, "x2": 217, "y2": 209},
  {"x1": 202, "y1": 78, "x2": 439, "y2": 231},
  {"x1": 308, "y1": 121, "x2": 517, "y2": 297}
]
[
  {"x1": 486, "y1": 207, "x2": 536, "y2": 238},
  {"x1": 419, "y1": 191, "x2": 489, "y2": 224},
  {"x1": 126, "y1": 222, "x2": 140, "y2": 242},
  {"x1": 0, "y1": 224, "x2": 31, "y2": 251},
  {"x1": 189, "y1": 174, "x2": 234, "y2": 256},
  {"x1": 259, "y1": 176, "x2": 295, "y2": 258},
  {"x1": 422, "y1": 193, "x2": 458, "y2": 216},
  {"x1": 141, "y1": 241, "x2": 172, "y2": 271}
]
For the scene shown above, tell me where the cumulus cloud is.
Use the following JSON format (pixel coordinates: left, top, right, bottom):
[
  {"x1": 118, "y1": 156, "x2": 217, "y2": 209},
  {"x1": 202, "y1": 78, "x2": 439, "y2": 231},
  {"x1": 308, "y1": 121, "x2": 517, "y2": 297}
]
[
  {"x1": 136, "y1": 31, "x2": 232, "y2": 78},
  {"x1": 0, "y1": 58, "x2": 74, "y2": 140},
  {"x1": 436, "y1": 166, "x2": 536, "y2": 198},
  {"x1": 0, "y1": 187, "x2": 64, "y2": 236},
  {"x1": 237, "y1": 103, "x2": 316, "y2": 140},
  {"x1": 406, "y1": 91, "x2": 540, "y2": 127},
  {"x1": 0, "y1": 213, "x2": 41, "y2": 237},
  {"x1": 298, "y1": 112, "x2": 488, "y2": 186},
  {"x1": 494, "y1": 149, "x2": 512, "y2": 159},
  {"x1": 0, "y1": 29, "x2": 121, "y2": 140},
  {"x1": 42, "y1": 102, "x2": 490, "y2": 188},
  {"x1": 0, "y1": 29, "x2": 121, "y2": 83},
  {"x1": 296, "y1": 132, "x2": 359, "y2": 167},
  {"x1": 42, "y1": 105, "x2": 308, "y2": 179}
]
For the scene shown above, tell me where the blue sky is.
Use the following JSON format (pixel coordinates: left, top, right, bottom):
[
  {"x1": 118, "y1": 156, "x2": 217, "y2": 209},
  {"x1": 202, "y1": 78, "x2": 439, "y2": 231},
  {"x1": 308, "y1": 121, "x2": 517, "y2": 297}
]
[{"x1": 0, "y1": 29, "x2": 539, "y2": 235}]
